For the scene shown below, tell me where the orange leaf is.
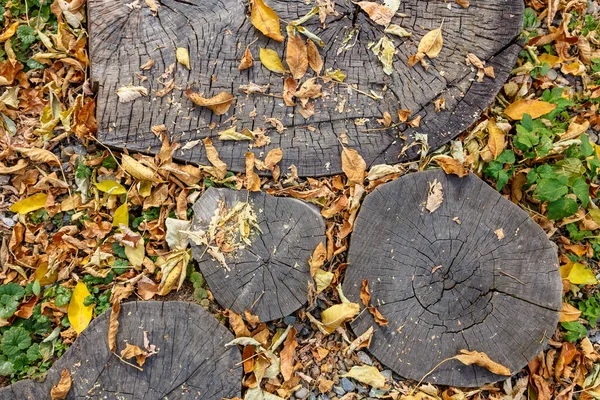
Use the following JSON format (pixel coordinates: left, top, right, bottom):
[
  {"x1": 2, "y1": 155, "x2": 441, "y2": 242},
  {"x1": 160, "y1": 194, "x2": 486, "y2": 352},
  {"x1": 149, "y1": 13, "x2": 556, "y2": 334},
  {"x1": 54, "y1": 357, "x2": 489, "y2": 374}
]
[
  {"x1": 250, "y1": 0, "x2": 284, "y2": 42},
  {"x1": 504, "y1": 99, "x2": 557, "y2": 120},
  {"x1": 286, "y1": 32, "x2": 308, "y2": 80}
]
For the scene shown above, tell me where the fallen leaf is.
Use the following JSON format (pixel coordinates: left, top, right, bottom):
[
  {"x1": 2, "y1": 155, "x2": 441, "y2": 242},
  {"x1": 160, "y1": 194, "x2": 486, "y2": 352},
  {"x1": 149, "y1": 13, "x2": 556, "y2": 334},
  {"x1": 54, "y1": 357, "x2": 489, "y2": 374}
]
[
  {"x1": 426, "y1": 179, "x2": 443, "y2": 213},
  {"x1": 120, "y1": 343, "x2": 147, "y2": 366},
  {"x1": 559, "y1": 302, "x2": 581, "y2": 322},
  {"x1": 456, "y1": 0, "x2": 469, "y2": 7},
  {"x1": 280, "y1": 326, "x2": 297, "y2": 381},
  {"x1": 309, "y1": 242, "x2": 327, "y2": 276},
  {"x1": 238, "y1": 46, "x2": 253, "y2": 70},
  {"x1": 286, "y1": 32, "x2": 308, "y2": 80},
  {"x1": 226, "y1": 310, "x2": 251, "y2": 338},
  {"x1": 321, "y1": 302, "x2": 360, "y2": 333},
  {"x1": 494, "y1": 228, "x2": 505, "y2": 240},
  {"x1": 176, "y1": 47, "x2": 190, "y2": 70},
  {"x1": 368, "y1": 306, "x2": 389, "y2": 326},
  {"x1": 218, "y1": 126, "x2": 254, "y2": 141},
  {"x1": 560, "y1": 262, "x2": 598, "y2": 285},
  {"x1": 454, "y1": 349, "x2": 511, "y2": 376},
  {"x1": 360, "y1": 280, "x2": 371, "y2": 306},
  {"x1": 307, "y1": 39, "x2": 323, "y2": 74},
  {"x1": 358, "y1": 1, "x2": 394, "y2": 26},
  {"x1": 260, "y1": 48, "x2": 286, "y2": 74},
  {"x1": 202, "y1": 138, "x2": 228, "y2": 179},
  {"x1": 116, "y1": 85, "x2": 148, "y2": 103},
  {"x1": 108, "y1": 302, "x2": 120, "y2": 353},
  {"x1": 504, "y1": 99, "x2": 557, "y2": 120},
  {"x1": 50, "y1": 368, "x2": 72, "y2": 400},
  {"x1": 341, "y1": 147, "x2": 366, "y2": 184},
  {"x1": 250, "y1": 0, "x2": 284, "y2": 42},
  {"x1": 487, "y1": 118, "x2": 505, "y2": 159},
  {"x1": 185, "y1": 90, "x2": 234, "y2": 115},
  {"x1": 95, "y1": 180, "x2": 127, "y2": 195},
  {"x1": 385, "y1": 24, "x2": 412, "y2": 37},
  {"x1": 434, "y1": 156, "x2": 467, "y2": 177},
  {"x1": 245, "y1": 152, "x2": 261, "y2": 192},
  {"x1": 13, "y1": 147, "x2": 60, "y2": 165},
  {"x1": 121, "y1": 154, "x2": 158, "y2": 182},
  {"x1": 9, "y1": 193, "x2": 48, "y2": 215},
  {"x1": 409, "y1": 24, "x2": 443, "y2": 66},
  {"x1": 343, "y1": 365, "x2": 386, "y2": 388},
  {"x1": 314, "y1": 269, "x2": 333, "y2": 293},
  {"x1": 0, "y1": 21, "x2": 19, "y2": 43},
  {"x1": 68, "y1": 281, "x2": 94, "y2": 334},
  {"x1": 113, "y1": 202, "x2": 129, "y2": 227}
]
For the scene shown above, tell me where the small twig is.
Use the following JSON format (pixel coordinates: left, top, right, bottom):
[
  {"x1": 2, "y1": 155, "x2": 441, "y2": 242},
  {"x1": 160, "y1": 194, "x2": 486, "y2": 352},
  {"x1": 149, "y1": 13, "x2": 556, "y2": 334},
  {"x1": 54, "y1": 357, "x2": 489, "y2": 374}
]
[
  {"x1": 111, "y1": 352, "x2": 144, "y2": 371},
  {"x1": 499, "y1": 271, "x2": 527, "y2": 285},
  {"x1": 408, "y1": 356, "x2": 455, "y2": 396},
  {"x1": 333, "y1": 81, "x2": 381, "y2": 100}
]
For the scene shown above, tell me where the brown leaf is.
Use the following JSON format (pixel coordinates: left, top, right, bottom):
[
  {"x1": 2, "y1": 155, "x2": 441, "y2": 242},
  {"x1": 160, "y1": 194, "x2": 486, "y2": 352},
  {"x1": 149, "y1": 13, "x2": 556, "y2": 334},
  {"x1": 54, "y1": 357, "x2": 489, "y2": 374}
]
[
  {"x1": 239, "y1": 46, "x2": 253, "y2": 70},
  {"x1": 286, "y1": 33, "x2": 308, "y2": 80},
  {"x1": 245, "y1": 152, "x2": 261, "y2": 192},
  {"x1": 360, "y1": 280, "x2": 371, "y2": 306},
  {"x1": 368, "y1": 306, "x2": 389, "y2": 326},
  {"x1": 307, "y1": 39, "x2": 323, "y2": 75},
  {"x1": 341, "y1": 147, "x2": 366, "y2": 185},
  {"x1": 357, "y1": 1, "x2": 394, "y2": 26},
  {"x1": 456, "y1": 0, "x2": 469, "y2": 8},
  {"x1": 280, "y1": 326, "x2": 298, "y2": 381},
  {"x1": 454, "y1": 349, "x2": 511, "y2": 376},
  {"x1": 108, "y1": 302, "x2": 120, "y2": 353},
  {"x1": 226, "y1": 310, "x2": 251, "y2": 337},
  {"x1": 283, "y1": 77, "x2": 297, "y2": 106},
  {"x1": 13, "y1": 147, "x2": 60, "y2": 165},
  {"x1": 309, "y1": 242, "x2": 327, "y2": 276},
  {"x1": 185, "y1": 90, "x2": 234, "y2": 115},
  {"x1": 203, "y1": 138, "x2": 228, "y2": 180},
  {"x1": 50, "y1": 369, "x2": 72, "y2": 400},
  {"x1": 433, "y1": 155, "x2": 468, "y2": 177},
  {"x1": 487, "y1": 118, "x2": 505, "y2": 159},
  {"x1": 14, "y1": 296, "x2": 38, "y2": 319},
  {"x1": 559, "y1": 302, "x2": 581, "y2": 322},
  {"x1": 250, "y1": 0, "x2": 284, "y2": 42},
  {"x1": 426, "y1": 179, "x2": 443, "y2": 213},
  {"x1": 121, "y1": 343, "x2": 147, "y2": 366},
  {"x1": 397, "y1": 109, "x2": 411, "y2": 122}
]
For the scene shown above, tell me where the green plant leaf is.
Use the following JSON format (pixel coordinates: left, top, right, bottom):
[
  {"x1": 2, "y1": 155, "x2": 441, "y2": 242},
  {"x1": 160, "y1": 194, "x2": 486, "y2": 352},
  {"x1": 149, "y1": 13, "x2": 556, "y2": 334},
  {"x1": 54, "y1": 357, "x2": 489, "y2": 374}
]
[
  {"x1": 571, "y1": 177, "x2": 590, "y2": 208},
  {"x1": 535, "y1": 178, "x2": 568, "y2": 202},
  {"x1": 547, "y1": 197, "x2": 578, "y2": 220},
  {"x1": 561, "y1": 321, "x2": 588, "y2": 342},
  {"x1": 1, "y1": 327, "x2": 32, "y2": 358}
]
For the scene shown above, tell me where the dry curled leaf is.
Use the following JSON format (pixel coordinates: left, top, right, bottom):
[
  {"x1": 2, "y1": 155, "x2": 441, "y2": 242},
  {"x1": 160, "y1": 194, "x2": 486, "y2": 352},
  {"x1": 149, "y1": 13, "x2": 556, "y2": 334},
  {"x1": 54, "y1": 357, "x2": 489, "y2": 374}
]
[
  {"x1": 245, "y1": 152, "x2": 261, "y2": 192},
  {"x1": 341, "y1": 147, "x2": 366, "y2": 185},
  {"x1": 426, "y1": 179, "x2": 443, "y2": 213},
  {"x1": 307, "y1": 39, "x2": 323, "y2": 75},
  {"x1": 280, "y1": 326, "x2": 298, "y2": 382},
  {"x1": 434, "y1": 155, "x2": 468, "y2": 177},
  {"x1": 238, "y1": 46, "x2": 253, "y2": 70},
  {"x1": 559, "y1": 302, "x2": 581, "y2": 322},
  {"x1": 358, "y1": 1, "x2": 394, "y2": 26},
  {"x1": 176, "y1": 47, "x2": 190, "y2": 70},
  {"x1": 487, "y1": 118, "x2": 505, "y2": 159},
  {"x1": 116, "y1": 85, "x2": 148, "y2": 103},
  {"x1": 321, "y1": 302, "x2": 360, "y2": 333},
  {"x1": 342, "y1": 365, "x2": 386, "y2": 389},
  {"x1": 121, "y1": 154, "x2": 158, "y2": 182},
  {"x1": 409, "y1": 24, "x2": 443, "y2": 67},
  {"x1": 250, "y1": 0, "x2": 284, "y2": 42},
  {"x1": 454, "y1": 349, "x2": 511, "y2": 376},
  {"x1": 185, "y1": 90, "x2": 234, "y2": 115},
  {"x1": 50, "y1": 368, "x2": 72, "y2": 400},
  {"x1": 203, "y1": 138, "x2": 228, "y2": 179}
]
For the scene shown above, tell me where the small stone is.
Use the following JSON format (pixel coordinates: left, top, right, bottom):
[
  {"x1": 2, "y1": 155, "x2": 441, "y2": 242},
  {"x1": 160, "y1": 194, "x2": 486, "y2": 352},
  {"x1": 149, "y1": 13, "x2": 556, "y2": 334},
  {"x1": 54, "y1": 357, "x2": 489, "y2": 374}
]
[
  {"x1": 357, "y1": 351, "x2": 373, "y2": 365},
  {"x1": 283, "y1": 315, "x2": 296, "y2": 325},
  {"x1": 380, "y1": 370, "x2": 392, "y2": 380},
  {"x1": 369, "y1": 388, "x2": 387, "y2": 398},
  {"x1": 341, "y1": 377, "x2": 356, "y2": 392},
  {"x1": 295, "y1": 387, "x2": 310, "y2": 399},
  {"x1": 333, "y1": 385, "x2": 346, "y2": 396}
]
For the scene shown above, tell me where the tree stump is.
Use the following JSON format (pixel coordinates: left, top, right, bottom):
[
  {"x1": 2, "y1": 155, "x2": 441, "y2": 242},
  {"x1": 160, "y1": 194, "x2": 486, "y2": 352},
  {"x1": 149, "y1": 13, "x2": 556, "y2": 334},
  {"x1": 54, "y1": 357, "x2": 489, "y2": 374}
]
[
  {"x1": 190, "y1": 187, "x2": 325, "y2": 321},
  {"x1": 0, "y1": 301, "x2": 241, "y2": 399},
  {"x1": 342, "y1": 170, "x2": 562, "y2": 387},
  {"x1": 89, "y1": 0, "x2": 523, "y2": 177}
]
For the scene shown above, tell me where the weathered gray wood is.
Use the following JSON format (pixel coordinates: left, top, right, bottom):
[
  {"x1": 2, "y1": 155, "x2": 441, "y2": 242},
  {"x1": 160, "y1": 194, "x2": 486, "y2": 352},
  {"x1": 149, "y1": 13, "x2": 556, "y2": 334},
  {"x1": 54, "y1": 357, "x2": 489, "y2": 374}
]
[
  {"x1": 0, "y1": 301, "x2": 241, "y2": 399},
  {"x1": 342, "y1": 170, "x2": 562, "y2": 387},
  {"x1": 89, "y1": 0, "x2": 523, "y2": 177},
  {"x1": 191, "y1": 187, "x2": 325, "y2": 321}
]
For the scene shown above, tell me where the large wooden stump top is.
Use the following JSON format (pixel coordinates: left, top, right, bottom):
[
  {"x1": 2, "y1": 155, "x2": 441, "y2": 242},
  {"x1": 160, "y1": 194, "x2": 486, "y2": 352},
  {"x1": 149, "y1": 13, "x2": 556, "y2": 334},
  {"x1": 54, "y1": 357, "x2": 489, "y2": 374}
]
[
  {"x1": 89, "y1": 0, "x2": 523, "y2": 177},
  {"x1": 0, "y1": 302, "x2": 241, "y2": 400},
  {"x1": 190, "y1": 188, "x2": 325, "y2": 321},
  {"x1": 342, "y1": 170, "x2": 562, "y2": 387}
]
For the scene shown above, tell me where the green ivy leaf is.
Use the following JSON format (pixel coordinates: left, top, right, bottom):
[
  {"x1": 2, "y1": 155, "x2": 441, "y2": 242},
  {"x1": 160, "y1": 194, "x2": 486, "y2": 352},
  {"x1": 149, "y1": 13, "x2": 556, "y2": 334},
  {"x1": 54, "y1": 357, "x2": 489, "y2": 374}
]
[
  {"x1": 581, "y1": 133, "x2": 593, "y2": 157},
  {"x1": 571, "y1": 177, "x2": 590, "y2": 208},
  {"x1": 547, "y1": 197, "x2": 578, "y2": 220},
  {"x1": 535, "y1": 178, "x2": 569, "y2": 202},
  {"x1": 561, "y1": 321, "x2": 588, "y2": 342}
]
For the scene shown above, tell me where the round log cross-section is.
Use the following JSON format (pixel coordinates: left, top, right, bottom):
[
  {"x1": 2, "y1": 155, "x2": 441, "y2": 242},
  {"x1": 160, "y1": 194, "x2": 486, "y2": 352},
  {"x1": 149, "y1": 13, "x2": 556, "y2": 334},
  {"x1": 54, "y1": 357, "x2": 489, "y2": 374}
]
[
  {"x1": 89, "y1": 0, "x2": 523, "y2": 177},
  {"x1": 190, "y1": 188, "x2": 326, "y2": 321},
  {"x1": 0, "y1": 302, "x2": 241, "y2": 400},
  {"x1": 342, "y1": 170, "x2": 562, "y2": 387}
]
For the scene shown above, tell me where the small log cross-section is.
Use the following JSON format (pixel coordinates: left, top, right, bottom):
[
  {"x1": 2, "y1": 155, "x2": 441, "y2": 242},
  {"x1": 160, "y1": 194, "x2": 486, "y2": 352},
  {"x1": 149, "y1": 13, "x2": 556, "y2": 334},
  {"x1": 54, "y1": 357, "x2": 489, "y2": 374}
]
[
  {"x1": 342, "y1": 170, "x2": 562, "y2": 387},
  {"x1": 0, "y1": 302, "x2": 241, "y2": 400},
  {"x1": 89, "y1": 0, "x2": 523, "y2": 177},
  {"x1": 190, "y1": 187, "x2": 326, "y2": 321}
]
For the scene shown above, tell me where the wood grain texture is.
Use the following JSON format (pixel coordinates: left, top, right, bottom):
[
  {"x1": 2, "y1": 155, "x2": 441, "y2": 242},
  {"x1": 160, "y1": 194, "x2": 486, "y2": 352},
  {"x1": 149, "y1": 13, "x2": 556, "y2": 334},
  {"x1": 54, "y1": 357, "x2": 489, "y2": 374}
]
[
  {"x1": 0, "y1": 301, "x2": 241, "y2": 399},
  {"x1": 89, "y1": 0, "x2": 523, "y2": 177},
  {"x1": 342, "y1": 170, "x2": 562, "y2": 387},
  {"x1": 190, "y1": 187, "x2": 325, "y2": 321}
]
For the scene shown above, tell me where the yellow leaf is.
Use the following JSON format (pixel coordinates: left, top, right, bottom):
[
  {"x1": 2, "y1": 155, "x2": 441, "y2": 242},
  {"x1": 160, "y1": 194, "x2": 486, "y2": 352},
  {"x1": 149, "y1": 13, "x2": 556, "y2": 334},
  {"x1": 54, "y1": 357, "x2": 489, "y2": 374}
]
[
  {"x1": 218, "y1": 126, "x2": 254, "y2": 141},
  {"x1": 487, "y1": 118, "x2": 505, "y2": 159},
  {"x1": 321, "y1": 302, "x2": 360, "y2": 333},
  {"x1": 176, "y1": 47, "x2": 190, "y2": 70},
  {"x1": 418, "y1": 26, "x2": 443, "y2": 58},
  {"x1": 454, "y1": 349, "x2": 511, "y2": 376},
  {"x1": 357, "y1": 2, "x2": 393, "y2": 26},
  {"x1": 68, "y1": 281, "x2": 94, "y2": 334},
  {"x1": 314, "y1": 268, "x2": 333, "y2": 294},
  {"x1": 0, "y1": 22, "x2": 19, "y2": 42},
  {"x1": 538, "y1": 53, "x2": 562, "y2": 67},
  {"x1": 9, "y1": 193, "x2": 48, "y2": 215},
  {"x1": 113, "y1": 202, "x2": 129, "y2": 227},
  {"x1": 504, "y1": 99, "x2": 557, "y2": 120},
  {"x1": 342, "y1": 365, "x2": 386, "y2": 388},
  {"x1": 560, "y1": 262, "x2": 598, "y2": 285},
  {"x1": 286, "y1": 32, "x2": 308, "y2": 80},
  {"x1": 121, "y1": 154, "x2": 158, "y2": 182},
  {"x1": 259, "y1": 48, "x2": 285, "y2": 74},
  {"x1": 559, "y1": 302, "x2": 581, "y2": 322},
  {"x1": 341, "y1": 147, "x2": 366, "y2": 184},
  {"x1": 125, "y1": 237, "x2": 145, "y2": 267},
  {"x1": 35, "y1": 262, "x2": 58, "y2": 286},
  {"x1": 250, "y1": 0, "x2": 284, "y2": 42},
  {"x1": 95, "y1": 180, "x2": 127, "y2": 195}
]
